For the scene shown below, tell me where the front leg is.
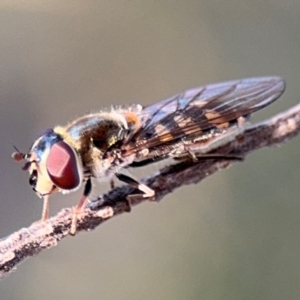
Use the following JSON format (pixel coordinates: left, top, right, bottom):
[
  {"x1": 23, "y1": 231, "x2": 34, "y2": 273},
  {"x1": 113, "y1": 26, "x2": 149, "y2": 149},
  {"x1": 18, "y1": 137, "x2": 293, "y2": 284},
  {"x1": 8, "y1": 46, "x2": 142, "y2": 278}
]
[{"x1": 70, "y1": 177, "x2": 92, "y2": 235}]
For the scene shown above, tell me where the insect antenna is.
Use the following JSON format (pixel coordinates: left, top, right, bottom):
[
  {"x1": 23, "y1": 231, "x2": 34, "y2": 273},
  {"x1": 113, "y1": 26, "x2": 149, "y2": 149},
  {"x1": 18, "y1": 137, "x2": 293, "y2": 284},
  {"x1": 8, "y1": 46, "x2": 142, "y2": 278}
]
[
  {"x1": 11, "y1": 145, "x2": 32, "y2": 170},
  {"x1": 11, "y1": 145, "x2": 27, "y2": 161}
]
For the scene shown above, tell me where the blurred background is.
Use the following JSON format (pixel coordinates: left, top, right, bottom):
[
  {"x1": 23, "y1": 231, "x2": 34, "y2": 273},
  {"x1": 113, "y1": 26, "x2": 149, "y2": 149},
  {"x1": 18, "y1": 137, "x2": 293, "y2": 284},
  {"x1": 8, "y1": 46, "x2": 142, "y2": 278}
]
[{"x1": 1, "y1": 1, "x2": 300, "y2": 299}]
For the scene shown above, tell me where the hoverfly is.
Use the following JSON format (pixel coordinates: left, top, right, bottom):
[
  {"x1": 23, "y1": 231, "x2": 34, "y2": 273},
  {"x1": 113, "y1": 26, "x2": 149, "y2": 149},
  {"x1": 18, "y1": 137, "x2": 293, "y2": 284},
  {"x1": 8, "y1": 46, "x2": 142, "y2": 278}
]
[{"x1": 12, "y1": 76, "x2": 285, "y2": 234}]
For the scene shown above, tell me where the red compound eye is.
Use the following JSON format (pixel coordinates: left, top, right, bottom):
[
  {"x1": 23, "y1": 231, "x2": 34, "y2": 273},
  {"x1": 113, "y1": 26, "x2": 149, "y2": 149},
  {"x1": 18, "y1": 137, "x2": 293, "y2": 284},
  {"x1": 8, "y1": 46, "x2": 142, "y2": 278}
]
[{"x1": 46, "y1": 141, "x2": 81, "y2": 190}]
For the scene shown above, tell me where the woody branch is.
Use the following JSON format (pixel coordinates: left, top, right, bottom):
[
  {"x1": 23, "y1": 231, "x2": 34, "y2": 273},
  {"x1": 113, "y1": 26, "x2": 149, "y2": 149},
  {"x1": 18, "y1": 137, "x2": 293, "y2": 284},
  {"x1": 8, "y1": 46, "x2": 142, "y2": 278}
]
[{"x1": 0, "y1": 103, "x2": 300, "y2": 278}]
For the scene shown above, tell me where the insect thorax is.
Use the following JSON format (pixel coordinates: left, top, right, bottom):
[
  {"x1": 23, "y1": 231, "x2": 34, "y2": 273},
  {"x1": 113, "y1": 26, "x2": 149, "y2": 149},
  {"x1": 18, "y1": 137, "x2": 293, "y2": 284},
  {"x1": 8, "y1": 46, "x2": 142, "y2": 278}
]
[{"x1": 54, "y1": 111, "x2": 138, "y2": 179}]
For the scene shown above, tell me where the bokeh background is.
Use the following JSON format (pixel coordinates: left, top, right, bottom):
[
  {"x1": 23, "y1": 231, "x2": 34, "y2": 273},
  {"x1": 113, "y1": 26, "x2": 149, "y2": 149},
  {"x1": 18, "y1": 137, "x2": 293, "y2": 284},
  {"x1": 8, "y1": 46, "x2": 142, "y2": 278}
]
[{"x1": 1, "y1": 1, "x2": 300, "y2": 299}]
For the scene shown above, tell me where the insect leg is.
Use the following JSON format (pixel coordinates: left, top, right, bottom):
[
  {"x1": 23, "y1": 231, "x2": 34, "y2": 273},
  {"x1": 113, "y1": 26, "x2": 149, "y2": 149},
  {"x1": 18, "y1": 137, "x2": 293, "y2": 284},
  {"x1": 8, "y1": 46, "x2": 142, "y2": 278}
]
[
  {"x1": 115, "y1": 173, "x2": 155, "y2": 211},
  {"x1": 179, "y1": 123, "x2": 248, "y2": 161},
  {"x1": 174, "y1": 149, "x2": 243, "y2": 162},
  {"x1": 110, "y1": 179, "x2": 115, "y2": 189},
  {"x1": 237, "y1": 116, "x2": 248, "y2": 128},
  {"x1": 70, "y1": 178, "x2": 92, "y2": 235},
  {"x1": 193, "y1": 153, "x2": 243, "y2": 161},
  {"x1": 40, "y1": 194, "x2": 50, "y2": 221}
]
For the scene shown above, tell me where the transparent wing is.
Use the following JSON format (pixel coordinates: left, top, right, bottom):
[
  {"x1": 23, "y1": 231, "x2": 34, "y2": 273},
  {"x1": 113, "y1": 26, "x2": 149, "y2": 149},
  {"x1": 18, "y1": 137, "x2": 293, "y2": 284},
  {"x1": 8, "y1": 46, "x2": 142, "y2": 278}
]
[{"x1": 126, "y1": 76, "x2": 285, "y2": 152}]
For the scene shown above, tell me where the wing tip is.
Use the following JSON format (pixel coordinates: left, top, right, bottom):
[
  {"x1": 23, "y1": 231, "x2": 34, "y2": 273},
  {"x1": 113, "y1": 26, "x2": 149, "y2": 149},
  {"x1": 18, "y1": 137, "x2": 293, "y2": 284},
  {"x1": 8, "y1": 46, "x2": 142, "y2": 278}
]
[
  {"x1": 254, "y1": 76, "x2": 286, "y2": 108},
  {"x1": 268, "y1": 75, "x2": 286, "y2": 94},
  {"x1": 234, "y1": 76, "x2": 285, "y2": 110}
]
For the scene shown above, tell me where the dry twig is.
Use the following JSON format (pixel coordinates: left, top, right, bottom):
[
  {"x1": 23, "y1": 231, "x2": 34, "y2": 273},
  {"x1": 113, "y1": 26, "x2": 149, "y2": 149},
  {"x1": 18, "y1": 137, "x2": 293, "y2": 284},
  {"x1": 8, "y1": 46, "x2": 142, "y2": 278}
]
[{"x1": 1, "y1": 103, "x2": 300, "y2": 278}]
